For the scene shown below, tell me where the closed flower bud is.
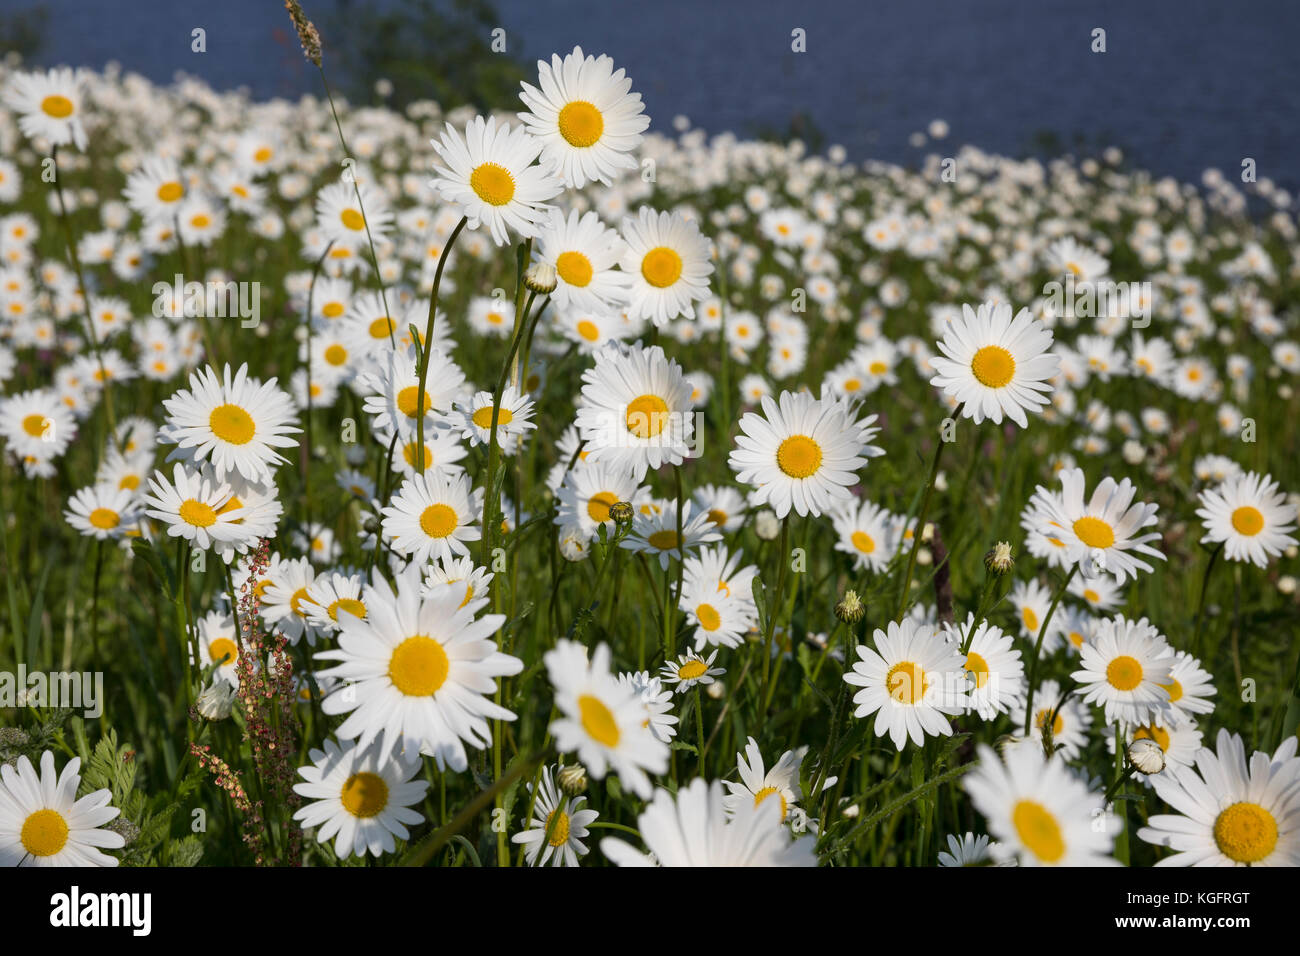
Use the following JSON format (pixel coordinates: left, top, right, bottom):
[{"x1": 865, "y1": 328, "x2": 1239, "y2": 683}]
[
  {"x1": 835, "y1": 589, "x2": 865, "y2": 624},
  {"x1": 984, "y1": 541, "x2": 1014, "y2": 575},
  {"x1": 754, "y1": 509, "x2": 780, "y2": 541},
  {"x1": 525, "y1": 261, "x2": 557, "y2": 294},
  {"x1": 1127, "y1": 737, "x2": 1166, "y2": 775},
  {"x1": 557, "y1": 762, "x2": 587, "y2": 795},
  {"x1": 196, "y1": 681, "x2": 237, "y2": 720},
  {"x1": 609, "y1": 500, "x2": 634, "y2": 524}
]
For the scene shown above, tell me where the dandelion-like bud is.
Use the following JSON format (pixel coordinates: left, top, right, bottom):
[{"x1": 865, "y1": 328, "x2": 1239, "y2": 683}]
[
  {"x1": 557, "y1": 763, "x2": 587, "y2": 795},
  {"x1": 283, "y1": 0, "x2": 323, "y2": 67},
  {"x1": 525, "y1": 261, "x2": 557, "y2": 295},
  {"x1": 196, "y1": 681, "x2": 237, "y2": 720},
  {"x1": 754, "y1": 509, "x2": 780, "y2": 541},
  {"x1": 609, "y1": 500, "x2": 634, "y2": 525},
  {"x1": 835, "y1": 589, "x2": 865, "y2": 624},
  {"x1": 1127, "y1": 737, "x2": 1166, "y2": 775},
  {"x1": 984, "y1": 541, "x2": 1014, "y2": 576}
]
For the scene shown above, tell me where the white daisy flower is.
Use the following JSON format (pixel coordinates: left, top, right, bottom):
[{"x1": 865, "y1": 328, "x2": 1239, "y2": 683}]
[
  {"x1": 928, "y1": 300, "x2": 1060, "y2": 428},
  {"x1": 429, "y1": 115, "x2": 563, "y2": 246},
  {"x1": 64, "y1": 484, "x2": 141, "y2": 540},
  {"x1": 545, "y1": 639, "x2": 669, "y2": 799},
  {"x1": 159, "y1": 363, "x2": 300, "y2": 484},
  {"x1": 1138, "y1": 729, "x2": 1300, "y2": 866},
  {"x1": 729, "y1": 390, "x2": 882, "y2": 519},
  {"x1": 620, "y1": 207, "x2": 714, "y2": 327},
  {"x1": 964, "y1": 739, "x2": 1118, "y2": 866},
  {"x1": 1072, "y1": 614, "x2": 1175, "y2": 726},
  {"x1": 1030, "y1": 467, "x2": 1164, "y2": 584},
  {"x1": 949, "y1": 616, "x2": 1025, "y2": 720},
  {"x1": 1196, "y1": 471, "x2": 1298, "y2": 568},
  {"x1": 537, "y1": 208, "x2": 631, "y2": 314},
  {"x1": 843, "y1": 618, "x2": 970, "y2": 750},
  {"x1": 3, "y1": 68, "x2": 88, "y2": 151},
  {"x1": 381, "y1": 472, "x2": 483, "y2": 565},
  {"x1": 292, "y1": 737, "x2": 427, "y2": 860},
  {"x1": 511, "y1": 765, "x2": 599, "y2": 867},
  {"x1": 0, "y1": 752, "x2": 124, "y2": 866},
  {"x1": 1011, "y1": 678, "x2": 1093, "y2": 761},
  {"x1": 599, "y1": 778, "x2": 816, "y2": 867},
  {"x1": 316, "y1": 565, "x2": 522, "y2": 768},
  {"x1": 518, "y1": 46, "x2": 650, "y2": 188},
  {"x1": 722, "y1": 736, "x2": 806, "y2": 826},
  {"x1": 659, "y1": 649, "x2": 725, "y2": 694}
]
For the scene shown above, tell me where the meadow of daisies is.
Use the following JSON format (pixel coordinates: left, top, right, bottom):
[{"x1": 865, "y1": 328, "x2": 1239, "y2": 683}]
[{"x1": 1, "y1": 19, "x2": 1299, "y2": 869}]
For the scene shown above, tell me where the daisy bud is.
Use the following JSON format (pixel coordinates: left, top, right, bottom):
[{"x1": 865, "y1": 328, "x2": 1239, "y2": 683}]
[
  {"x1": 1127, "y1": 737, "x2": 1166, "y2": 775},
  {"x1": 558, "y1": 525, "x2": 589, "y2": 562},
  {"x1": 196, "y1": 681, "x2": 237, "y2": 720},
  {"x1": 835, "y1": 589, "x2": 865, "y2": 624},
  {"x1": 609, "y1": 500, "x2": 634, "y2": 525},
  {"x1": 706, "y1": 680, "x2": 726, "y2": 700},
  {"x1": 1278, "y1": 575, "x2": 1296, "y2": 595},
  {"x1": 984, "y1": 541, "x2": 1014, "y2": 575},
  {"x1": 754, "y1": 509, "x2": 780, "y2": 541},
  {"x1": 556, "y1": 762, "x2": 587, "y2": 796},
  {"x1": 524, "y1": 260, "x2": 557, "y2": 295}
]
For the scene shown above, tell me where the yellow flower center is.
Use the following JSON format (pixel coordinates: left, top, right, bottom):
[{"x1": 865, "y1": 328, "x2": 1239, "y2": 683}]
[
  {"x1": 472, "y1": 405, "x2": 514, "y2": 429},
  {"x1": 254, "y1": 147, "x2": 273, "y2": 163},
  {"x1": 576, "y1": 319, "x2": 601, "y2": 342},
  {"x1": 557, "y1": 100, "x2": 604, "y2": 147},
  {"x1": 324, "y1": 344, "x2": 348, "y2": 366},
  {"x1": 340, "y1": 208, "x2": 365, "y2": 231},
  {"x1": 556, "y1": 250, "x2": 594, "y2": 287},
  {"x1": 190, "y1": 214, "x2": 211, "y2": 229},
  {"x1": 209, "y1": 403, "x2": 256, "y2": 444},
  {"x1": 1013, "y1": 799, "x2": 1065, "y2": 863},
  {"x1": 971, "y1": 345, "x2": 1016, "y2": 388},
  {"x1": 289, "y1": 587, "x2": 311, "y2": 616},
  {"x1": 1082, "y1": 589, "x2": 1100, "y2": 604},
  {"x1": 754, "y1": 786, "x2": 789, "y2": 822},
  {"x1": 340, "y1": 772, "x2": 389, "y2": 818},
  {"x1": 469, "y1": 162, "x2": 516, "y2": 206},
  {"x1": 420, "y1": 503, "x2": 459, "y2": 538},
  {"x1": 1213, "y1": 802, "x2": 1278, "y2": 864},
  {"x1": 1072, "y1": 516, "x2": 1115, "y2": 549},
  {"x1": 20, "y1": 808, "x2": 69, "y2": 857},
  {"x1": 843, "y1": 377, "x2": 862, "y2": 393},
  {"x1": 396, "y1": 386, "x2": 431, "y2": 419},
  {"x1": 119, "y1": 474, "x2": 140, "y2": 491},
  {"x1": 1035, "y1": 707, "x2": 1065, "y2": 736},
  {"x1": 776, "y1": 435, "x2": 823, "y2": 479},
  {"x1": 677, "y1": 659, "x2": 708, "y2": 680},
  {"x1": 402, "y1": 442, "x2": 432, "y2": 472},
  {"x1": 368, "y1": 316, "x2": 395, "y2": 339},
  {"x1": 886, "y1": 660, "x2": 927, "y2": 705},
  {"x1": 88, "y1": 508, "x2": 120, "y2": 530},
  {"x1": 388, "y1": 635, "x2": 449, "y2": 696},
  {"x1": 1161, "y1": 678, "x2": 1183, "y2": 703},
  {"x1": 641, "y1": 246, "x2": 683, "y2": 288},
  {"x1": 41, "y1": 95, "x2": 74, "y2": 118},
  {"x1": 327, "y1": 598, "x2": 366, "y2": 622},
  {"x1": 586, "y1": 491, "x2": 617, "y2": 524},
  {"x1": 208, "y1": 637, "x2": 238, "y2": 666},
  {"x1": 21, "y1": 413, "x2": 47, "y2": 437},
  {"x1": 851, "y1": 530, "x2": 876, "y2": 554},
  {"x1": 157, "y1": 181, "x2": 184, "y2": 203},
  {"x1": 1106, "y1": 654, "x2": 1143, "y2": 691},
  {"x1": 179, "y1": 499, "x2": 217, "y2": 528},
  {"x1": 965, "y1": 651, "x2": 990, "y2": 689},
  {"x1": 706, "y1": 509, "x2": 727, "y2": 527},
  {"x1": 648, "y1": 530, "x2": 679, "y2": 551},
  {"x1": 545, "y1": 808, "x2": 571, "y2": 846},
  {"x1": 869, "y1": 360, "x2": 889, "y2": 375},
  {"x1": 696, "y1": 603, "x2": 721, "y2": 631},
  {"x1": 578, "y1": 694, "x2": 620, "y2": 747},
  {"x1": 1230, "y1": 506, "x2": 1264, "y2": 536},
  {"x1": 626, "y1": 394, "x2": 669, "y2": 438}
]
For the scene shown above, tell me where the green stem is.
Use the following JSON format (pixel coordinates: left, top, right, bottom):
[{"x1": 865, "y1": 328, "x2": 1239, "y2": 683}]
[
  {"x1": 1021, "y1": 565, "x2": 1079, "y2": 736},
  {"x1": 894, "y1": 440, "x2": 946, "y2": 621}
]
